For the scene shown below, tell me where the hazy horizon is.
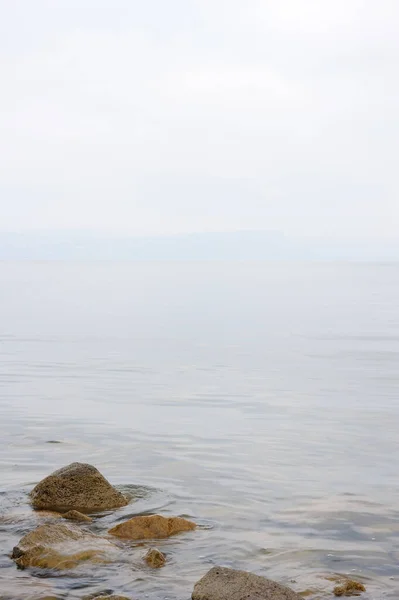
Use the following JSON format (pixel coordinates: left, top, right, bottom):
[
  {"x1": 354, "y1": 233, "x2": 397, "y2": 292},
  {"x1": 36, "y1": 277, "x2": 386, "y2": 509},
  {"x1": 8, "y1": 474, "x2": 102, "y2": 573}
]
[{"x1": 1, "y1": 229, "x2": 399, "y2": 260}]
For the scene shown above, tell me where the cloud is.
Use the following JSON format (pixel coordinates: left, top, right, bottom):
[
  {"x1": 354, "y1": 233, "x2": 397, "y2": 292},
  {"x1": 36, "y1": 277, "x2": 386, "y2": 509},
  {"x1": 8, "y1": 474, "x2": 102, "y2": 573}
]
[{"x1": 1, "y1": 0, "x2": 398, "y2": 237}]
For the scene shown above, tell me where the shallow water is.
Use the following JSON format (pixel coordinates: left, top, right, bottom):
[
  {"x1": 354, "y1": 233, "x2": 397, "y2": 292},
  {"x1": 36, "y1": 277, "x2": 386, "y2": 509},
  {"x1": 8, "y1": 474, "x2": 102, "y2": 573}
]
[{"x1": 1, "y1": 262, "x2": 399, "y2": 599}]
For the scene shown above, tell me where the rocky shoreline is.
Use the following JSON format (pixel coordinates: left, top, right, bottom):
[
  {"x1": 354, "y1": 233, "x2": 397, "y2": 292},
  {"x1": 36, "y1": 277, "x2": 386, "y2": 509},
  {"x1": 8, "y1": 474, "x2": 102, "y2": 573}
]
[{"x1": 6, "y1": 462, "x2": 366, "y2": 600}]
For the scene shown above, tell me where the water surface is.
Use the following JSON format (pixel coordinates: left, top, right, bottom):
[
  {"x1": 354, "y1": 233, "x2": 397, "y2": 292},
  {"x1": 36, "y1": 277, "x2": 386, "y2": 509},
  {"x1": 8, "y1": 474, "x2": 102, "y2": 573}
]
[{"x1": 0, "y1": 262, "x2": 398, "y2": 599}]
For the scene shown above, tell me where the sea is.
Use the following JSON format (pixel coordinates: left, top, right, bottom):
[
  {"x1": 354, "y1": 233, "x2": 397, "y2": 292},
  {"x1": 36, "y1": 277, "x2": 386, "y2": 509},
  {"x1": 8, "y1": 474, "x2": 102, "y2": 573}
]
[{"x1": 0, "y1": 261, "x2": 398, "y2": 599}]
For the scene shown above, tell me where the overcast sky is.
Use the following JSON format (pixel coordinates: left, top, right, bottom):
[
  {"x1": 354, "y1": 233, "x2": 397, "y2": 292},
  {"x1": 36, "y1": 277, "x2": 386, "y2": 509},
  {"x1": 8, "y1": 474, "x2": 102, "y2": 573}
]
[{"x1": 1, "y1": 0, "x2": 398, "y2": 239}]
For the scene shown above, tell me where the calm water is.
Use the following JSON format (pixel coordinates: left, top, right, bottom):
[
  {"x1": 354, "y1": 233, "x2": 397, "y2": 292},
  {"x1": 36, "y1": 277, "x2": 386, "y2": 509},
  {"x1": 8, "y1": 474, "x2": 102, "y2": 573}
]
[{"x1": 1, "y1": 262, "x2": 399, "y2": 600}]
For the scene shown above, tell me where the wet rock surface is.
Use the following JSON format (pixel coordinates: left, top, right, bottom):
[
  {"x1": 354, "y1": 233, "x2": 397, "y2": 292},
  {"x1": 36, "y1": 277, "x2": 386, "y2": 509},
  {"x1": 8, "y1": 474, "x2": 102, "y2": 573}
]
[
  {"x1": 11, "y1": 522, "x2": 118, "y2": 570},
  {"x1": 81, "y1": 593, "x2": 132, "y2": 600},
  {"x1": 30, "y1": 463, "x2": 128, "y2": 512},
  {"x1": 333, "y1": 580, "x2": 366, "y2": 596},
  {"x1": 62, "y1": 509, "x2": 93, "y2": 522},
  {"x1": 191, "y1": 566, "x2": 302, "y2": 600},
  {"x1": 144, "y1": 547, "x2": 166, "y2": 568},
  {"x1": 108, "y1": 514, "x2": 196, "y2": 539},
  {"x1": 88, "y1": 597, "x2": 132, "y2": 600}
]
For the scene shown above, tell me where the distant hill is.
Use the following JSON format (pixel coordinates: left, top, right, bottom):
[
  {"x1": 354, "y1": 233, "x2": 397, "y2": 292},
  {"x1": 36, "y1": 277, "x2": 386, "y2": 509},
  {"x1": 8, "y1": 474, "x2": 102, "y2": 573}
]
[{"x1": 0, "y1": 231, "x2": 398, "y2": 261}]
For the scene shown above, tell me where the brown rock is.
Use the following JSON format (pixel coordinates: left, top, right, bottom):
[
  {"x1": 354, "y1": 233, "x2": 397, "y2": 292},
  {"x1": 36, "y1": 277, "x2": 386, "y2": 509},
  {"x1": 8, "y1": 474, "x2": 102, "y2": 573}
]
[
  {"x1": 0, "y1": 578, "x2": 58, "y2": 599},
  {"x1": 30, "y1": 462, "x2": 128, "y2": 512},
  {"x1": 81, "y1": 594, "x2": 132, "y2": 600},
  {"x1": 35, "y1": 510, "x2": 63, "y2": 519},
  {"x1": 192, "y1": 567, "x2": 302, "y2": 600},
  {"x1": 333, "y1": 580, "x2": 366, "y2": 596},
  {"x1": 89, "y1": 597, "x2": 131, "y2": 600},
  {"x1": 25, "y1": 597, "x2": 61, "y2": 600},
  {"x1": 12, "y1": 522, "x2": 117, "y2": 570},
  {"x1": 144, "y1": 547, "x2": 166, "y2": 568},
  {"x1": 108, "y1": 514, "x2": 196, "y2": 540},
  {"x1": 63, "y1": 510, "x2": 93, "y2": 522}
]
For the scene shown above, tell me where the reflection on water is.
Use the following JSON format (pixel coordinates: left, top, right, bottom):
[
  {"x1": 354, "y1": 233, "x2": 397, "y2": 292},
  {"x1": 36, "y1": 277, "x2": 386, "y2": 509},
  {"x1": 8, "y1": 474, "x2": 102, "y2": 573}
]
[{"x1": 0, "y1": 262, "x2": 399, "y2": 599}]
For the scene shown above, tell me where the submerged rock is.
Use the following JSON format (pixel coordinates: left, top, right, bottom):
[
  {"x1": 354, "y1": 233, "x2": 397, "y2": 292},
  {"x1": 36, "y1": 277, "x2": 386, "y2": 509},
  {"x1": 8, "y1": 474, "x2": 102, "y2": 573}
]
[
  {"x1": 35, "y1": 510, "x2": 63, "y2": 519},
  {"x1": 109, "y1": 514, "x2": 196, "y2": 540},
  {"x1": 89, "y1": 597, "x2": 131, "y2": 600},
  {"x1": 333, "y1": 580, "x2": 366, "y2": 596},
  {"x1": 192, "y1": 567, "x2": 302, "y2": 600},
  {"x1": 62, "y1": 510, "x2": 93, "y2": 522},
  {"x1": 0, "y1": 580, "x2": 58, "y2": 599},
  {"x1": 12, "y1": 522, "x2": 117, "y2": 570},
  {"x1": 81, "y1": 593, "x2": 131, "y2": 600},
  {"x1": 144, "y1": 547, "x2": 166, "y2": 568},
  {"x1": 30, "y1": 462, "x2": 128, "y2": 512}
]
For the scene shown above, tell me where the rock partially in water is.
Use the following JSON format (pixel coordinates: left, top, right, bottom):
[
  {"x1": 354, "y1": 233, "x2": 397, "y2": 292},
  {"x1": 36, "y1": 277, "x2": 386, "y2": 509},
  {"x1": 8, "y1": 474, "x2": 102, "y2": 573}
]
[
  {"x1": 0, "y1": 580, "x2": 58, "y2": 599},
  {"x1": 35, "y1": 510, "x2": 64, "y2": 519},
  {"x1": 144, "y1": 547, "x2": 166, "y2": 568},
  {"x1": 12, "y1": 522, "x2": 117, "y2": 570},
  {"x1": 62, "y1": 509, "x2": 93, "y2": 522},
  {"x1": 333, "y1": 580, "x2": 366, "y2": 596},
  {"x1": 108, "y1": 514, "x2": 196, "y2": 540},
  {"x1": 81, "y1": 593, "x2": 131, "y2": 600},
  {"x1": 30, "y1": 462, "x2": 128, "y2": 512},
  {"x1": 89, "y1": 597, "x2": 131, "y2": 600},
  {"x1": 192, "y1": 567, "x2": 302, "y2": 600}
]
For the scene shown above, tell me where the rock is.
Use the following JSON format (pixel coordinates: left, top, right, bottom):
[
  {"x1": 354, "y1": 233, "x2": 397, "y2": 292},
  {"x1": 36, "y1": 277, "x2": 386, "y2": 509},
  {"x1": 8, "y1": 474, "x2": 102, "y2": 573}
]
[
  {"x1": 12, "y1": 522, "x2": 117, "y2": 570},
  {"x1": 192, "y1": 567, "x2": 302, "y2": 600},
  {"x1": 89, "y1": 597, "x2": 131, "y2": 600},
  {"x1": 144, "y1": 547, "x2": 166, "y2": 568},
  {"x1": 63, "y1": 510, "x2": 93, "y2": 522},
  {"x1": 0, "y1": 509, "x2": 63, "y2": 526},
  {"x1": 35, "y1": 510, "x2": 63, "y2": 519},
  {"x1": 30, "y1": 462, "x2": 128, "y2": 512},
  {"x1": 333, "y1": 580, "x2": 366, "y2": 596},
  {"x1": 0, "y1": 579, "x2": 58, "y2": 599},
  {"x1": 81, "y1": 593, "x2": 131, "y2": 600},
  {"x1": 108, "y1": 514, "x2": 196, "y2": 539},
  {"x1": 19, "y1": 596, "x2": 61, "y2": 600}
]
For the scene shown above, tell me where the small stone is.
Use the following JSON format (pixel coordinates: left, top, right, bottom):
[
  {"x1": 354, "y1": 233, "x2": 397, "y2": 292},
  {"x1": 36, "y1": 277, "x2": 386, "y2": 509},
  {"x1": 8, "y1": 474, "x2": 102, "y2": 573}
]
[
  {"x1": 333, "y1": 580, "x2": 366, "y2": 596},
  {"x1": 109, "y1": 514, "x2": 196, "y2": 540},
  {"x1": 192, "y1": 566, "x2": 302, "y2": 600},
  {"x1": 144, "y1": 547, "x2": 166, "y2": 568},
  {"x1": 63, "y1": 510, "x2": 92, "y2": 522}
]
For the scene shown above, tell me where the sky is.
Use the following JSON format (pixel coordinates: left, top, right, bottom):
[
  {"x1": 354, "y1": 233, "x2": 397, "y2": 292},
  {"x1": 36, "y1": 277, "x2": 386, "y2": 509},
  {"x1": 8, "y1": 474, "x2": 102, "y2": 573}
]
[{"x1": 1, "y1": 0, "x2": 398, "y2": 240}]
